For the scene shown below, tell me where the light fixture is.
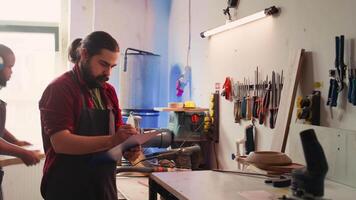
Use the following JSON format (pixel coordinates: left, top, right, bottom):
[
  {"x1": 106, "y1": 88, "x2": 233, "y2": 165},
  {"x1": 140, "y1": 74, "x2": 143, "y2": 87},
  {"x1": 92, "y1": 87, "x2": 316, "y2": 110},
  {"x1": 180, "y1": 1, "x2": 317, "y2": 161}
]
[{"x1": 200, "y1": 6, "x2": 280, "y2": 38}]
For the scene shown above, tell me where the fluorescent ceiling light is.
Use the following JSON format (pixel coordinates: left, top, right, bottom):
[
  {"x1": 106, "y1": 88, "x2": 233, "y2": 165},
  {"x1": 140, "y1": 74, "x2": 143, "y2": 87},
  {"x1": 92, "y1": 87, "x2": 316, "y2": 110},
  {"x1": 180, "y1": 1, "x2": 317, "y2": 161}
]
[{"x1": 200, "y1": 6, "x2": 280, "y2": 38}]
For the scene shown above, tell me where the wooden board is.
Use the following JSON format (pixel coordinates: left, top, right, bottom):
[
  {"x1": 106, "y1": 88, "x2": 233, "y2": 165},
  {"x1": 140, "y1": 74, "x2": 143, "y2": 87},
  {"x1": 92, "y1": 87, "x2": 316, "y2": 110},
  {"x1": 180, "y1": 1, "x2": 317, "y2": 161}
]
[
  {"x1": 271, "y1": 49, "x2": 305, "y2": 152},
  {"x1": 0, "y1": 144, "x2": 45, "y2": 167},
  {"x1": 154, "y1": 107, "x2": 209, "y2": 112}
]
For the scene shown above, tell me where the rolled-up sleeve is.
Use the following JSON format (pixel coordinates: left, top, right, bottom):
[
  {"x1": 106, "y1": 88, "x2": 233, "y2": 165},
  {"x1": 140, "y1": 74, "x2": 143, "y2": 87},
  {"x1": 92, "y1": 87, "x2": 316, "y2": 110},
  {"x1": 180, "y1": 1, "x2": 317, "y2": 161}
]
[{"x1": 39, "y1": 83, "x2": 75, "y2": 136}]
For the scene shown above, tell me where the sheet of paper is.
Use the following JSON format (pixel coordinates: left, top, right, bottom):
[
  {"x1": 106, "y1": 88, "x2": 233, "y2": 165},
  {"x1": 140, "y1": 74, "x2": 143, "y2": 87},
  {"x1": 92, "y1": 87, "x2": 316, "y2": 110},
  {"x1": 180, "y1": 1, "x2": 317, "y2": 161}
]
[
  {"x1": 107, "y1": 131, "x2": 159, "y2": 160},
  {"x1": 91, "y1": 130, "x2": 160, "y2": 164}
]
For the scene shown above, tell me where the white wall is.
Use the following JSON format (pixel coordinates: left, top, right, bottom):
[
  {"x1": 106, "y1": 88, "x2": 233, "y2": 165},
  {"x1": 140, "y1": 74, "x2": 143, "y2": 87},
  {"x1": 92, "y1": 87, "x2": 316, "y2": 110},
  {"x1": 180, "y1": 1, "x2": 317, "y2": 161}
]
[
  {"x1": 69, "y1": 0, "x2": 95, "y2": 40},
  {"x1": 69, "y1": 0, "x2": 171, "y2": 126},
  {"x1": 67, "y1": 0, "x2": 356, "y2": 189},
  {"x1": 168, "y1": 0, "x2": 356, "y2": 172},
  {"x1": 3, "y1": 161, "x2": 44, "y2": 200}
]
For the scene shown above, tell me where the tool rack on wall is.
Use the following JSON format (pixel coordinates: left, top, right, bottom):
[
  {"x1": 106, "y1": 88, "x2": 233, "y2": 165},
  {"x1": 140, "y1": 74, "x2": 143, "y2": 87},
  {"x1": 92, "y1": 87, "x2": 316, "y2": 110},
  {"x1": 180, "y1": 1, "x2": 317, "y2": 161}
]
[{"x1": 221, "y1": 68, "x2": 284, "y2": 129}]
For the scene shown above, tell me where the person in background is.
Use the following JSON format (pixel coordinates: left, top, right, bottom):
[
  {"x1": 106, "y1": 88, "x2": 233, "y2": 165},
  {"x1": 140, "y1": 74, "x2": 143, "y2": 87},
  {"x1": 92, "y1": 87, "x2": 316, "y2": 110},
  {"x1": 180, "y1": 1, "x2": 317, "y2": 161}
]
[
  {"x1": 0, "y1": 44, "x2": 41, "y2": 200},
  {"x1": 39, "y1": 31, "x2": 140, "y2": 200}
]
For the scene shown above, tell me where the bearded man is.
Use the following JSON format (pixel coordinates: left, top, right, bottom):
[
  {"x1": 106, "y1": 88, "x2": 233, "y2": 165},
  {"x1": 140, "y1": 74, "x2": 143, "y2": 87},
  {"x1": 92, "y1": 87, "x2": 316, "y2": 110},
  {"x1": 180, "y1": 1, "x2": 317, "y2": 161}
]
[{"x1": 39, "y1": 31, "x2": 139, "y2": 200}]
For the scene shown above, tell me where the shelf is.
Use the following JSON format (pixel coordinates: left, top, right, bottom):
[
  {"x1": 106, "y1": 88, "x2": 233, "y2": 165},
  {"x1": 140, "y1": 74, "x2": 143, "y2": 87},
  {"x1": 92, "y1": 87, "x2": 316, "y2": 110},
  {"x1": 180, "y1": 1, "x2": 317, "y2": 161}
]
[{"x1": 154, "y1": 107, "x2": 209, "y2": 112}]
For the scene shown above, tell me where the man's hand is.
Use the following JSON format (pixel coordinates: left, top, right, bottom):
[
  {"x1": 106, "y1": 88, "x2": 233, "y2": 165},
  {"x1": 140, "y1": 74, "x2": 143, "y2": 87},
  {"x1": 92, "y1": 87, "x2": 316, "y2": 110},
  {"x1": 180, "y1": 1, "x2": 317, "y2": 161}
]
[
  {"x1": 123, "y1": 146, "x2": 142, "y2": 162},
  {"x1": 14, "y1": 140, "x2": 32, "y2": 147},
  {"x1": 111, "y1": 124, "x2": 138, "y2": 147},
  {"x1": 19, "y1": 149, "x2": 41, "y2": 166}
]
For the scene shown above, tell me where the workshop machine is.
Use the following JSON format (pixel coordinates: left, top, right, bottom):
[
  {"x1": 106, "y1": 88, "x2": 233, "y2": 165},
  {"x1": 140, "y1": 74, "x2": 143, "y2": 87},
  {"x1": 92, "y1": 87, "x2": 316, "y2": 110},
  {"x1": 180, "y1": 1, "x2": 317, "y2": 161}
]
[
  {"x1": 167, "y1": 111, "x2": 206, "y2": 139},
  {"x1": 115, "y1": 129, "x2": 203, "y2": 172},
  {"x1": 118, "y1": 110, "x2": 208, "y2": 172},
  {"x1": 291, "y1": 129, "x2": 328, "y2": 199},
  {"x1": 166, "y1": 110, "x2": 212, "y2": 170}
]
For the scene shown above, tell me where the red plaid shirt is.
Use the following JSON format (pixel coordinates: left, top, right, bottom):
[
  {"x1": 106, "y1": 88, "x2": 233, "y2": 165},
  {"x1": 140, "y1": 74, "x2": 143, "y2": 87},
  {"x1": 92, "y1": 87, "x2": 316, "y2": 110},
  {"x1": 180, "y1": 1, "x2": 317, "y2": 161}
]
[{"x1": 39, "y1": 64, "x2": 123, "y2": 177}]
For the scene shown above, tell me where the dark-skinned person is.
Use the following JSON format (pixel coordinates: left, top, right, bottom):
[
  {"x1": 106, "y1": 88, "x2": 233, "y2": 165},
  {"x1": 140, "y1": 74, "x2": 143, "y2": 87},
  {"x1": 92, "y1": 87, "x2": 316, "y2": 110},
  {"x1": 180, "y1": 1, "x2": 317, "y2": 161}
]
[
  {"x1": 39, "y1": 31, "x2": 140, "y2": 200},
  {"x1": 0, "y1": 44, "x2": 41, "y2": 200}
]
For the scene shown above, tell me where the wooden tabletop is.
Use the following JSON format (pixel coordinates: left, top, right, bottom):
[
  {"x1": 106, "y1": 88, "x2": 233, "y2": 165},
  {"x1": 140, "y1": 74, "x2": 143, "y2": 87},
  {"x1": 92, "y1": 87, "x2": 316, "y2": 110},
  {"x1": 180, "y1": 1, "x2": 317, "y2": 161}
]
[
  {"x1": 150, "y1": 170, "x2": 356, "y2": 200},
  {"x1": 0, "y1": 144, "x2": 45, "y2": 167}
]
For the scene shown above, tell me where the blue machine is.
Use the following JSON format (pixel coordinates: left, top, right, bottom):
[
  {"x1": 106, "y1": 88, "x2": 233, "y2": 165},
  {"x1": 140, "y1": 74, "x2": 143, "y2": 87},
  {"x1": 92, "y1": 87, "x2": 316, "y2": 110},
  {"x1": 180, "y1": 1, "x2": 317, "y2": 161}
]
[{"x1": 119, "y1": 48, "x2": 161, "y2": 128}]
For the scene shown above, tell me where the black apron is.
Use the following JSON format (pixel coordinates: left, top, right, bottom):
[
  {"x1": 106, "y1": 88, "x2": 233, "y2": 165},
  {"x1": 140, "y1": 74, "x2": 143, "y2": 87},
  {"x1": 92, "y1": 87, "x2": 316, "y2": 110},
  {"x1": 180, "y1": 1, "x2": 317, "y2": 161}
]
[
  {"x1": 0, "y1": 100, "x2": 6, "y2": 200},
  {"x1": 42, "y1": 73, "x2": 117, "y2": 200}
]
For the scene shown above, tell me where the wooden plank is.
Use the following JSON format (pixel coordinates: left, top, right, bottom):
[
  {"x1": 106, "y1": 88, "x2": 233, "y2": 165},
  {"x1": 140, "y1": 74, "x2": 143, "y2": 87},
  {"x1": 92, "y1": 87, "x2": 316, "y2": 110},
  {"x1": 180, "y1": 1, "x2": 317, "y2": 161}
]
[
  {"x1": 271, "y1": 49, "x2": 305, "y2": 152},
  {"x1": 154, "y1": 107, "x2": 209, "y2": 112},
  {"x1": 0, "y1": 144, "x2": 45, "y2": 167}
]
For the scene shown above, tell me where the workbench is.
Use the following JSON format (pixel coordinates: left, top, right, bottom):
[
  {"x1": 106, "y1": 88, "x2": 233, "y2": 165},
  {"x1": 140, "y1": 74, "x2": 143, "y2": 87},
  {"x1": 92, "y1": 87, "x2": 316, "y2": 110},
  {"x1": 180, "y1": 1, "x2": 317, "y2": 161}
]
[{"x1": 148, "y1": 170, "x2": 356, "y2": 200}]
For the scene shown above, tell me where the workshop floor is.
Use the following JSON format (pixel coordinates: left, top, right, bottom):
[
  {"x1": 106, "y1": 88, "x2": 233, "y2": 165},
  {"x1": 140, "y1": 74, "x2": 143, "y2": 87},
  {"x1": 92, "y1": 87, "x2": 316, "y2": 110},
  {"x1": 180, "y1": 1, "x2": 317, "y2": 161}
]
[
  {"x1": 116, "y1": 176, "x2": 149, "y2": 200},
  {"x1": 117, "y1": 191, "x2": 126, "y2": 200}
]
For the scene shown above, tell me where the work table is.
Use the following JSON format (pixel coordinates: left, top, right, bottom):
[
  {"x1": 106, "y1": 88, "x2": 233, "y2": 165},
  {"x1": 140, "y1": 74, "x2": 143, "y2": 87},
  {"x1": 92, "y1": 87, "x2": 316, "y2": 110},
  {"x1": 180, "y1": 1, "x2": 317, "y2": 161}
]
[
  {"x1": 116, "y1": 170, "x2": 356, "y2": 199},
  {"x1": 148, "y1": 170, "x2": 356, "y2": 200}
]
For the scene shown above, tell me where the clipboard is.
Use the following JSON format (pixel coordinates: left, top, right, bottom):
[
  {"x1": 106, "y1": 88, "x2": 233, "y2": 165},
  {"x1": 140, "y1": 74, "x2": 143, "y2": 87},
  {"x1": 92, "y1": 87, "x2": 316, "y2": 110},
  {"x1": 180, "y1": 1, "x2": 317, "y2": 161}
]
[{"x1": 91, "y1": 130, "x2": 161, "y2": 164}]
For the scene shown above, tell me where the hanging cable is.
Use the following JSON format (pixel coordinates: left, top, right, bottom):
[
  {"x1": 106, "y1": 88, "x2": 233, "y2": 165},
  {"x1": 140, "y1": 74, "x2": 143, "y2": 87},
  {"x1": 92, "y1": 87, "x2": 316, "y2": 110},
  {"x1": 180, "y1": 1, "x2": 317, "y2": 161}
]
[{"x1": 186, "y1": 0, "x2": 191, "y2": 67}]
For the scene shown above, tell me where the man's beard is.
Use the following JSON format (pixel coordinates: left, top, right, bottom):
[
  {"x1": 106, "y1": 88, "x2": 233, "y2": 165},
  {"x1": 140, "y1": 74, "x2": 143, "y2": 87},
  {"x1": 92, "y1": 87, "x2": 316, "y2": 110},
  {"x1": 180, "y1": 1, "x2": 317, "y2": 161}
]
[
  {"x1": 81, "y1": 60, "x2": 109, "y2": 89},
  {"x1": 0, "y1": 72, "x2": 7, "y2": 88}
]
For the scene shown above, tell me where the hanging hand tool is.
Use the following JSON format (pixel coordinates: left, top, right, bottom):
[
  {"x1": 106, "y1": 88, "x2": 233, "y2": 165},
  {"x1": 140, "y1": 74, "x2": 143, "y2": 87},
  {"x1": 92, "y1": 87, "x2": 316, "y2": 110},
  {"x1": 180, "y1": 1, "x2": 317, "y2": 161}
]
[
  {"x1": 349, "y1": 69, "x2": 356, "y2": 105},
  {"x1": 259, "y1": 76, "x2": 270, "y2": 125},
  {"x1": 252, "y1": 67, "x2": 259, "y2": 118},
  {"x1": 245, "y1": 123, "x2": 256, "y2": 155},
  {"x1": 352, "y1": 77, "x2": 356, "y2": 105},
  {"x1": 326, "y1": 73, "x2": 339, "y2": 107},
  {"x1": 327, "y1": 36, "x2": 342, "y2": 107},
  {"x1": 246, "y1": 79, "x2": 252, "y2": 120},
  {"x1": 233, "y1": 81, "x2": 242, "y2": 123},
  {"x1": 221, "y1": 77, "x2": 232, "y2": 100},
  {"x1": 241, "y1": 79, "x2": 247, "y2": 118},
  {"x1": 348, "y1": 45, "x2": 356, "y2": 105},
  {"x1": 348, "y1": 68, "x2": 353, "y2": 103},
  {"x1": 338, "y1": 35, "x2": 346, "y2": 91},
  {"x1": 256, "y1": 78, "x2": 264, "y2": 122},
  {"x1": 272, "y1": 71, "x2": 282, "y2": 127},
  {"x1": 334, "y1": 36, "x2": 341, "y2": 88},
  {"x1": 348, "y1": 38, "x2": 356, "y2": 105},
  {"x1": 278, "y1": 70, "x2": 284, "y2": 106},
  {"x1": 272, "y1": 72, "x2": 280, "y2": 127},
  {"x1": 270, "y1": 71, "x2": 277, "y2": 129},
  {"x1": 352, "y1": 69, "x2": 356, "y2": 105}
]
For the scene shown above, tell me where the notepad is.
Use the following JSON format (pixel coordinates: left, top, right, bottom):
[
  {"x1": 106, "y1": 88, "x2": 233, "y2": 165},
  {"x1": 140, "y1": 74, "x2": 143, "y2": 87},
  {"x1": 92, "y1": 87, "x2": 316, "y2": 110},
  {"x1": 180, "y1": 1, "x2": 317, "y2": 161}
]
[{"x1": 91, "y1": 130, "x2": 161, "y2": 164}]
